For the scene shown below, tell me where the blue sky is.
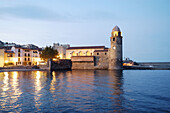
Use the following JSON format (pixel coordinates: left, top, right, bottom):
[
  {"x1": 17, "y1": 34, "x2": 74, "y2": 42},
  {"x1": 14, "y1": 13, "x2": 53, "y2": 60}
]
[{"x1": 0, "y1": 0, "x2": 170, "y2": 62}]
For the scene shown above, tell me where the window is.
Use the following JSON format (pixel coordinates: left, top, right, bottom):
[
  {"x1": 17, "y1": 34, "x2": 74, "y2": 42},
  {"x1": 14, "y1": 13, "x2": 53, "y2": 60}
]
[
  {"x1": 18, "y1": 49, "x2": 20, "y2": 52},
  {"x1": 113, "y1": 38, "x2": 115, "y2": 41},
  {"x1": 28, "y1": 58, "x2": 30, "y2": 61},
  {"x1": 18, "y1": 53, "x2": 20, "y2": 57},
  {"x1": 118, "y1": 32, "x2": 121, "y2": 36},
  {"x1": 28, "y1": 54, "x2": 30, "y2": 57},
  {"x1": 105, "y1": 53, "x2": 107, "y2": 55},
  {"x1": 97, "y1": 53, "x2": 99, "y2": 55},
  {"x1": 33, "y1": 51, "x2": 37, "y2": 53},
  {"x1": 25, "y1": 58, "x2": 27, "y2": 61},
  {"x1": 25, "y1": 53, "x2": 27, "y2": 56},
  {"x1": 18, "y1": 58, "x2": 20, "y2": 62},
  {"x1": 25, "y1": 50, "x2": 30, "y2": 52},
  {"x1": 7, "y1": 54, "x2": 13, "y2": 57}
]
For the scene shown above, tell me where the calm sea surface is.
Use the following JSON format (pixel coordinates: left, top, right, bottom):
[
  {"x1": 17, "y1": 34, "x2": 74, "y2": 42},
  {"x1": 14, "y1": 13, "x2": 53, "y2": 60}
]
[{"x1": 0, "y1": 70, "x2": 170, "y2": 112}]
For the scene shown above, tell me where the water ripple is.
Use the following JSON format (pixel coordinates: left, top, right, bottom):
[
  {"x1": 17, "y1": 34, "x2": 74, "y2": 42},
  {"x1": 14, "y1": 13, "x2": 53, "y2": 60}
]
[{"x1": 0, "y1": 70, "x2": 170, "y2": 112}]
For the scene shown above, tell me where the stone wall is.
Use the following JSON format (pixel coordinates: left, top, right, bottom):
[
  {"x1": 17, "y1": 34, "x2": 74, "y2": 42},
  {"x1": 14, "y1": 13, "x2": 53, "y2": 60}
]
[
  {"x1": 109, "y1": 35, "x2": 123, "y2": 70},
  {"x1": 51, "y1": 59, "x2": 72, "y2": 70},
  {"x1": 71, "y1": 56, "x2": 94, "y2": 69},
  {"x1": 93, "y1": 51, "x2": 109, "y2": 69},
  {"x1": 71, "y1": 55, "x2": 109, "y2": 70}
]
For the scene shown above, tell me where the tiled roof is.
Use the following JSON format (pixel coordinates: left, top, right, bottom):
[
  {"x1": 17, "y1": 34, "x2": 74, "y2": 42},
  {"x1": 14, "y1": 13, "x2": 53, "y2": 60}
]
[
  {"x1": 67, "y1": 46, "x2": 106, "y2": 50},
  {"x1": 0, "y1": 46, "x2": 12, "y2": 50},
  {"x1": 14, "y1": 45, "x2": 42, "y2": 51},
  {"x1": 5, "y1": 51, "x2": 15, "y2": 53},
  {"x1": 112, "y1": 25, "x2": 121, "y2": 32},
  {"x1": 94, "y1": 50, "x2": 108, "y2": 52}
]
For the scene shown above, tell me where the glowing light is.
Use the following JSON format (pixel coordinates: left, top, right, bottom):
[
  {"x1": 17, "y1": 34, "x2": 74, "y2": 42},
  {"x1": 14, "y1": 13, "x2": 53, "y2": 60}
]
[
  {"x1": 5, "y1": 61, "x2": 9, "y2": 63},
  {"x1": 34, "y1": 71, "x2": 42, "y2": 108},
  {"x1": 1, "y1": 72, "x2": 9, "y2": 108},
  {"x1": 13, "y1": 58, "x2": 18, "y2": 62},
  {"x1": 11, "y1": 71, "x2": 22, "y2": 102},
  {"x1": 52, "y1": 58, "x2": 57, "y2": 61},
  {"x1": 37, "y1": 58, "x2": 41, "y2": 62},
  {"x1": 13, "y1": 72, "x2": 18, "y2": 79},
  {"x1": 36, "y1": 71, "x2": 41, "y2": 80},
  {"x1": 3, "y1": 72, "x2": 9, "y2": 91}
]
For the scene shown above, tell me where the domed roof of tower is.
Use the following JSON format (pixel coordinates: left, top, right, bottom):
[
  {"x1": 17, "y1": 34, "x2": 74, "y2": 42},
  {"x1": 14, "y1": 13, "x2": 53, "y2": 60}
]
[{"x1": 112, "y1": 25, "x2": 121, "y2": 32}]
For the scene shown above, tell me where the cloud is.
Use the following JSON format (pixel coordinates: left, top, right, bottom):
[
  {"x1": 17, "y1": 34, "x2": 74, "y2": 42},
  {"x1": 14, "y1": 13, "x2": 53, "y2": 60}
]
[
  {"x1": 0, "y1": 4, "x2": 117, "y2": 22},
  {"x1": 0, "y1": 5, "x2": 67, "y2": 21}
]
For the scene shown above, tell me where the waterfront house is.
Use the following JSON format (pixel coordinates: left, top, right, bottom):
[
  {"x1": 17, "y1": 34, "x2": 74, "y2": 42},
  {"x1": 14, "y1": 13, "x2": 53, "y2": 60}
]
[{"x1": 0, "y1": 42, "x2": 44, "y2": 67}]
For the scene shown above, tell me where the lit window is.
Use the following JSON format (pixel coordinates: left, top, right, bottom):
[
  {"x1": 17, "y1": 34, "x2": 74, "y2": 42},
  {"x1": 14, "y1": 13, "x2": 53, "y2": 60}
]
[{"x1": 113, "y1": 46, "x2": 116, "y2": 50}]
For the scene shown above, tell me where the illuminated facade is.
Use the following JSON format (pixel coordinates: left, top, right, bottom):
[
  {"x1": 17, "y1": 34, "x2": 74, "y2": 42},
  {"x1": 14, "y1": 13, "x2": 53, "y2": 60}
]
[
  {"x1": 53, "y1": 43, "x2": 70, "y2": 59},
  {"x1": 0, "y1": 49, "x2": 5, "y2": 67},
  {"x1": 0, "y1": 44, "x2": 43, "y2": 67},
  {"x1": 66, "y1": 46, "x2": 108, "y2": 59}
]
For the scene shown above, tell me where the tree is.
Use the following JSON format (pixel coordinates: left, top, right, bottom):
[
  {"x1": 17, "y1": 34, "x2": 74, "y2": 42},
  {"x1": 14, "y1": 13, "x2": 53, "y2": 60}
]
[{"x1": 40, "y1": 46, "x2": 59, "y2": 61}]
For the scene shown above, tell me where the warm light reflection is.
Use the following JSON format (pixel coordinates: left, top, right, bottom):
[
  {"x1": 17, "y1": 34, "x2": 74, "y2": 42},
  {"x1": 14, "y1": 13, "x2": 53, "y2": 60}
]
[
  {"x1": 35, "y1": 71, "x2": 42, "y2": 92},
  {"x1": 34, "y1": 71, "x2": 43, "y2": 111},
  {"x1": 0, "y1": 72, "x2": 9, "y2": 109},
  {"x1": 66, "y1": 70, "x2": 94, "y2": 101},
  {"x1": 11, "y1": 71, "x2": 22, "y2": 108},
  {"x1": 13, "y1": 71, "x2": 18, "y2": 79},
  {"x1": 36, "y1": 71, "x2": 41, "y2": 80},
  {"x1": 50, "y1": 71, "x2": 56, "y2": 93},
  {"x1": 108, "y1": 70, "x2": 123, "y2": 112},
  {"x1": 2, "y1": 72, "x2": 9, "y2": 93}
]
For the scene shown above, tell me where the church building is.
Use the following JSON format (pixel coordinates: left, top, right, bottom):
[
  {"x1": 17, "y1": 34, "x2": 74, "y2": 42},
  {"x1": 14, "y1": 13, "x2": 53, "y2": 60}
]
[{"x1": 66, "y1": 25, "x2": 123, "y2": 70}]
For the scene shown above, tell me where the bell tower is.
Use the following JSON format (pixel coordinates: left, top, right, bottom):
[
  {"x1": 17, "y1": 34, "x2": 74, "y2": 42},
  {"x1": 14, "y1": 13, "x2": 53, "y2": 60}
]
[{"x1": 109, "y1": 25, "x2": 123, "y2": 70}]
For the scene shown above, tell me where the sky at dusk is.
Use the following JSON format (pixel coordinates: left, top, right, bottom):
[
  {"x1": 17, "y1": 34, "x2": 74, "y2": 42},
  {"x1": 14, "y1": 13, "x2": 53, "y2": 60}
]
[{"x1": 0, "y1": 0, "x2": 170, "y2": 62}]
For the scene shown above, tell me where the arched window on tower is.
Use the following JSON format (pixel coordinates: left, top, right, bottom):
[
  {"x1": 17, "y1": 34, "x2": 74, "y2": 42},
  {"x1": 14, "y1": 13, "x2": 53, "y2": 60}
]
[
  {"x1": 86, "y1": 51, "x2": 91, "y2": 56},
  {"x1": 79, "y1": 51, "x2": 83, "y2": 56},
  {"x1": 72, "y1": 51, "x2": 76, "y2": 56},
  {"x1": 118, "y1": 32, "x2": 121, "y2": 36}
]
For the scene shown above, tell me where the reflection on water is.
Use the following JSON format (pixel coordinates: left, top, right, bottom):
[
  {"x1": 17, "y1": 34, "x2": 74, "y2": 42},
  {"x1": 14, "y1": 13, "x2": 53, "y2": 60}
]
[
  {"x1": 0, "y1": 70, "x2": 170, "y2": 112},
  {"x1": 11, "y1": 72, "x2": 22, "y2": 111},
  {"x1": 1, "y1": 72, "x2": 9, "y2": 110},
  {"x1": 34, "y1": 71, "x2": 42, "y2": 111}
]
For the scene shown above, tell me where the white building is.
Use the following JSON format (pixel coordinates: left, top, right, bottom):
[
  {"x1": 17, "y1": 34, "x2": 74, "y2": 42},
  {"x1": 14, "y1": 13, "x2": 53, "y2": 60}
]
[
  {"x1": 53, "y1": 43, "x2": 70, "y2": 59},
  {"x1": 0, "y1": 44, "x2": 43, "y2": 67}
]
